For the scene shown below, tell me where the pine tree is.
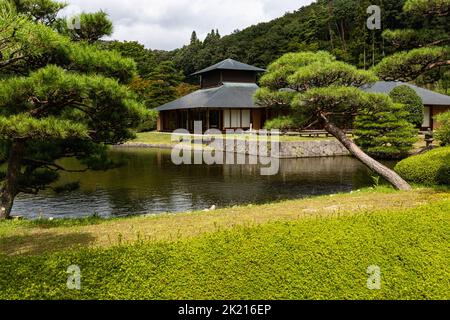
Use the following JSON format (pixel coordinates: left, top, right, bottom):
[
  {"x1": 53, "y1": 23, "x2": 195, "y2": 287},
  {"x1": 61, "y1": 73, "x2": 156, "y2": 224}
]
[
  {"x1": 375, "y1": 0, "x2": 450, "y2": 81},
  {"x1": 255, "y1": 51, "x2": 411, "y2": 190},
  {"x1": 354, "y1": 98, "x2": 417, "y2": 159},
  {"x1": 145, "y1": 61, "x2": 184, "y2": 108},
  {"x1": 0, "y1": 1, "x2": 146, "y2": 219},
  {"x1": 190, "y1": 31, "x2": 199, "y2": 45},
  {"x1": 389, "y1": 85, "x2": 424, "y2": 127},
  {"x1": 55, "y1": 11, "x2": 113, "y2": 43}
]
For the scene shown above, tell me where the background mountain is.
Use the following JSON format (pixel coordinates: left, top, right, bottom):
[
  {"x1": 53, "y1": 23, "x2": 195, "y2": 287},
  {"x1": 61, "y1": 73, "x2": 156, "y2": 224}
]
[
  {"x1": 170, "y1": 0, "x2": 410, "y2": 75},
  {"x1": 101, "y1": 0, "x2": 449, "y2": 114}
]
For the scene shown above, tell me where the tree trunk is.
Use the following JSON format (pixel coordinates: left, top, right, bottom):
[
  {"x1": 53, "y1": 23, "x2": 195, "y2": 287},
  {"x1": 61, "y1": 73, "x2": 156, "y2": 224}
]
[
  {"x1": 327, "y1": 0, "x2": 335, "y2": 49},
  {"x1": 0, "y1": 139, "x2": 25, "y2": 219},
  {"x1": 340, "y1": 21, "x2": 347, "y2": 51},
  {"x1": 320, "y1": 116, "x2": 412, "y2": 191}
]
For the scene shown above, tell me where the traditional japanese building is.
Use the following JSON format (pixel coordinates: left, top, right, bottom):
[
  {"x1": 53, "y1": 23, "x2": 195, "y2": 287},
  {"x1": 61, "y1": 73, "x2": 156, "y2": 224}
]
[
  {"x1": 362, "y1": 81, "x2": 450, "y2": 131},
  {"x1": 156, "y1": 59, "x2": 267, "y2": 132},
  {"x1": 157, "y1": 59, "x2": 450, "y2": 133}
]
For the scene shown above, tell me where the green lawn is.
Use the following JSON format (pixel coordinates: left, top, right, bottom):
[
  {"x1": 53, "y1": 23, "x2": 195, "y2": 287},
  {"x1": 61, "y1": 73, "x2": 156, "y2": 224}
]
[
  {"x1": 0, "y1": 188, "x2": 449, "y2": 300},
  {"x1": 130, "y1": 131, "x2": 333, "y2": 146}
]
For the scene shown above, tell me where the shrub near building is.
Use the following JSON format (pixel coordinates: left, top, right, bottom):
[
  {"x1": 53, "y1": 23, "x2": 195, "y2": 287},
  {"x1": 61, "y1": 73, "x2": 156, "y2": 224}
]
[
  {"x1": 389, "y1": 85, "x2": 424, "y2": 128},
  {"x1": 435, "y1": 111, "x2": 450, "y2": 146},
  {"x1": 395, "y1": 147, "x2": 450, "y2": 185},
  {"x1": 354, "y1": 95, "x2": 417, "y2": 159}
]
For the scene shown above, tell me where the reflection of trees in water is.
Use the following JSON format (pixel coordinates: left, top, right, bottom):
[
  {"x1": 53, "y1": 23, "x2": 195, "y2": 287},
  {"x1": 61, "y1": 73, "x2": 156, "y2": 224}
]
[{"x1": 37, "y1": 148, "x2": 391, "y2": 217}]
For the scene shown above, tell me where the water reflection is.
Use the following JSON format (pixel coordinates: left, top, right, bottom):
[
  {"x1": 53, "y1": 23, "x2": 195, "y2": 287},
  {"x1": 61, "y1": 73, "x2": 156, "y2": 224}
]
[{"x1": 12, "y1": 148, "x2": 382, "y2": 219}]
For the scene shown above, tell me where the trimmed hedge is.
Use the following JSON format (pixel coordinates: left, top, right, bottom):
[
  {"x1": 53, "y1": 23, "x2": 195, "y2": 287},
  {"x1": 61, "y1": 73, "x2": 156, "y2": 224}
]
[{"x1": 395, "y1": 147, "x2": 450, "y2": 185}]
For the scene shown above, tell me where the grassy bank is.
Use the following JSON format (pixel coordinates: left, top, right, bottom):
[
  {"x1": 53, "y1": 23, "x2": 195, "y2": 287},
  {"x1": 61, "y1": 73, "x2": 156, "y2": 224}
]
[
  {"x1": 130, "y1": 131, "x2": 333, "y2": 146},
  {"x1": 0, "y1": 188, "x2": 449, "y2": 299}
]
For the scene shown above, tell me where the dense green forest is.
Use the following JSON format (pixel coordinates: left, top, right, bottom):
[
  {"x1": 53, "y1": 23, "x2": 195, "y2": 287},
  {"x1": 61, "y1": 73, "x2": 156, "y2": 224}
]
[
  {"x1": 104, "y1": 0, "x2": 449, "y2": 99},
  {"x1": 172, "y1": 0, "x2": 402, "y2": 73}
]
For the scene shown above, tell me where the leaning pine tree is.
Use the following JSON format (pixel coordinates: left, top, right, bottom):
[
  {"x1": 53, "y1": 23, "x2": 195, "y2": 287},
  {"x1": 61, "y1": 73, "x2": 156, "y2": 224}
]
[
  {"x1": 255, "y1": 51, "x2": 412, "y2": 190},
  {"x1": 0, "y1": 1, "x2": 147, "y2": 219}
]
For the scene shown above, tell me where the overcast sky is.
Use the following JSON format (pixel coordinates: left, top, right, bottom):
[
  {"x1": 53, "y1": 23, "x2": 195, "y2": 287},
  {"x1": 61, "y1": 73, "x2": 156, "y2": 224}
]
[{"x1": 58, "y1": 0, "x2": 315, "y2": 50}]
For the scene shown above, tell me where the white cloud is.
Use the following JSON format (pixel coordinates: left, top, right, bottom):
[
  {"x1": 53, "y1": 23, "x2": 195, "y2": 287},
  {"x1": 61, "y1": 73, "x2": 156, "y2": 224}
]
[{"x1": 58, "y1": 0, "x2": 315, "y2": 50}]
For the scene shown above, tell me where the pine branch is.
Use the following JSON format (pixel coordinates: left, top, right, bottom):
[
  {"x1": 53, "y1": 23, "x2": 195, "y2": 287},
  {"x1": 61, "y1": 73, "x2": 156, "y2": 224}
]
[
  {"x1": 0, "y1": 55, "x2": 25, "y2": 68},
  {"x1": 22, "y1": 158, "x2": 89, "y2": 173}
]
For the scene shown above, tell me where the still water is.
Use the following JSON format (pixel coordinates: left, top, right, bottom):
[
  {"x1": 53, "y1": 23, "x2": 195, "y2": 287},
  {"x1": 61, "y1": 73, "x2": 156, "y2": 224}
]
[{"x1": 12, "y1": 148, "x2": 385, "y2": 219}]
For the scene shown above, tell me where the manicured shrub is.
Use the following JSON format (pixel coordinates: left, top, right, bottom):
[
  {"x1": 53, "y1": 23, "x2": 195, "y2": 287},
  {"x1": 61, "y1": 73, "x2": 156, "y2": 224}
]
[
  {"x1": 395, "y1": 147, "x2": 450, "y2": 185},
  {"x1": 354, "y1": 94, "x2": 418, "y2": 159},
  {"x1": 435, "y1": 111, "x2": 450, "y2": 146},
  {"x1": 389, "y1": 85, "x2": 424, "y2": 128}
]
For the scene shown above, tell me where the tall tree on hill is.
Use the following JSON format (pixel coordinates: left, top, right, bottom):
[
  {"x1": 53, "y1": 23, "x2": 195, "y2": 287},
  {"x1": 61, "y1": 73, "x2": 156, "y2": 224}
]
[
  {"x1": 190, "y1": 31, "x2": 200, "y2": 45},
  {"x1": 174, "y1": 31, "x2": 204, "y2": 76},
  {"x1": 99, "y1": 40, "x2": 168, "y2": 79},
  {"x1": 144, "y1": 61, "x2": 184, "y2": 108},
  {"x1": 0, "y1": 1, "x2": 146, "y2": 219},
  {"x1": 332, "y1": 0, "x2": 358, "y2": 52},
  {"x1": 255, "y1": 51, "x2": 412, "y2": 190}
]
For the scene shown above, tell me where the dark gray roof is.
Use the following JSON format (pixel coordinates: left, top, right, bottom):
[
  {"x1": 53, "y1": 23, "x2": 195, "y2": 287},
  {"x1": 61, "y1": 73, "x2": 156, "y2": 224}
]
[
  {"x1": 191, "y1": 58, "x2": 266, "y2": 76},
  {"x1": 157, "y1": 82, "x2": 262, "y2": 111},
  {"x1": 362, "y1": 81, "x2": 450, "y2": 106}
]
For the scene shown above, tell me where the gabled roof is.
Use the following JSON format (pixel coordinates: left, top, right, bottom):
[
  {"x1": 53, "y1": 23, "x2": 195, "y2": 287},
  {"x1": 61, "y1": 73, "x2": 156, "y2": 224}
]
[
  {"x1": 156, "y1": 82, "x2": 262, "y2": 111},
  {"x1": 362, "y1": 81, "x2": 450, "y2": 106},
  {"x1": 191, "y1": 58, "x2": 266, "y2": 76}
]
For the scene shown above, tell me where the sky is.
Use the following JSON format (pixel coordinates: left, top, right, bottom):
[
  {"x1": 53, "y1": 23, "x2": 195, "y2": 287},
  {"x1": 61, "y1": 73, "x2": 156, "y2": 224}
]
[{"x1": 58, "y1": 0, "x2": 315, "y2": 51}]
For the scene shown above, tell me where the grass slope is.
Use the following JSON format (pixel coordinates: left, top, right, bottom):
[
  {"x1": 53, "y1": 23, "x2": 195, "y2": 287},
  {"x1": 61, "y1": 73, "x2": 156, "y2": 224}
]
[
  {"x1": 130, "y1": 132, "x2": 333, "y2": 146},
  {"x1": 0, "y1": 189, "x2": 449, "y2": 300},
  {"x1": 1, "y1": 188, "x2": 446, "y2": 256}
]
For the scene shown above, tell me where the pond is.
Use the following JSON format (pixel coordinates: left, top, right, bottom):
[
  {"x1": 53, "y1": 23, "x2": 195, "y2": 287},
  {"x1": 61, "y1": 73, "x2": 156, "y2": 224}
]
[{"x1": 12, "y1": 148, "x2": 391, "y2": 219}]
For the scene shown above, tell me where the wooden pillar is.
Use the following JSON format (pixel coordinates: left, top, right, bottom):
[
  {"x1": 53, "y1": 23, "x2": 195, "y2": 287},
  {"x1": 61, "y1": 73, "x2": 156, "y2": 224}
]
[
  {"x1": 157, "y1": 113, "x2": 163, "y2": 131},
  {"x1": 186, "y1": 109, "x2": 190, "y2": 132},
  {"x1": 251, "y1": 109, "x2": 262, "y2": 130},
  {"x1": 431, "y1": 106, "x2": 434, "y2": 131}
]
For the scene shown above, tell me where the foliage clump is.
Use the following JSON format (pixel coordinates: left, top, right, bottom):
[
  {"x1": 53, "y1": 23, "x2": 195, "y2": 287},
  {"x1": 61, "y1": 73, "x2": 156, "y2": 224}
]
[
  {"x1": 389, "y1": 85, "x2": 424, "y2": 128},
  {"x1": 354, "y1": 95, "x2": 417, "y2": 159},
  {"x1": 0, "y1": 0, "x2": 147, "y2": 219},
  {"x1": 56, "y1": 11, "x2": 113, "y2": 43},
  {"x1": 395, "y1": 147, "x2": 450, "y2": 185},
  {"x1": 264, "y1": 116, "x2": 297, "y2": 131},
  {"x1": 435, "y1": 111, "x2": 450, "y2": 146}
]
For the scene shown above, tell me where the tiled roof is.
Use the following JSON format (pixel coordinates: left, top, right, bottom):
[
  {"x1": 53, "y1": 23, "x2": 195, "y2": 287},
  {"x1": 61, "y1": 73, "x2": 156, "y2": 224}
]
[
  {"x1": 362, "y1": 81, "x2": 450, "y2": 106},
  {"x1": 156, "y1": 82, "x2": 262, "y2": 111},
  {"x1": 191, "y1": 58, "x2": 266, "y2": 76}
]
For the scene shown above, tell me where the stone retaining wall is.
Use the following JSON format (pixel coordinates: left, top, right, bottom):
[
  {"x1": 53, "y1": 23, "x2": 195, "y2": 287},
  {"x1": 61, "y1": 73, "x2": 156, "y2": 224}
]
[
  {"x1": 116, "y1": 139, "x2": 350, "y2": 159},
  {"x1": 278, "y1": 140, "x2": 350, "y2": 158}
]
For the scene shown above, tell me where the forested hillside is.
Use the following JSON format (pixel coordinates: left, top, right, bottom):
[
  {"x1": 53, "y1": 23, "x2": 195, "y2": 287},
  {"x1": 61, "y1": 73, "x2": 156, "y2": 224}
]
[
  {"x1": 105, "y1": 0, "x2": 449, "y2": 106},
  {"x1": 172, "y1": 0, "x2": 409, "y2": 74}
]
